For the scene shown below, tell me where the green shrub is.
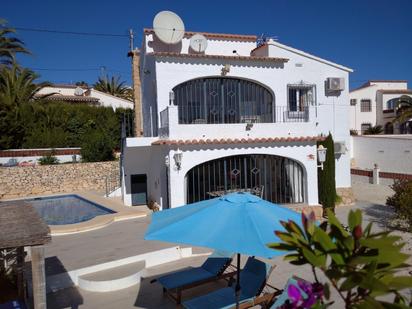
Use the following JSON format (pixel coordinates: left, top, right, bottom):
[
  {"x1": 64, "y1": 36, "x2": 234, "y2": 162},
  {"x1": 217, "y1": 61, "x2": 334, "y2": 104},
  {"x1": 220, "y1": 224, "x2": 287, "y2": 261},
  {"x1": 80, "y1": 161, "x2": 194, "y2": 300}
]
[
  {"x1": 270, "y1": 209, "x2": 412, "y2": 308},
  {"x1": 80, "y1": 132, "x2": 114, "y2": 162},
  {"x1": 317, "y1": 133, "x2": 336, "y2": 212},
  {"x1": 38, "y1": 150, "x2": 59, "y2": 165},
  {"x1": 0, "y1": 100, "x2": 133, "y2": 150},
  {"x1": 386, "y1": 179, "x2": 412, "y2": 231}
]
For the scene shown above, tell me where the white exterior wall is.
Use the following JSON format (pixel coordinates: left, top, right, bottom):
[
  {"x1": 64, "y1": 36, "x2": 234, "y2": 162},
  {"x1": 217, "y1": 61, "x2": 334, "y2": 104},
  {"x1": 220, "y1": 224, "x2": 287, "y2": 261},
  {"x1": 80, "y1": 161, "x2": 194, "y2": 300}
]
[
  {"x1": 144, "y1": 33, "x2": 256, "y2": 57},
  {"x1": 166, "y1": 143, "x2": 319, "y2": 208},
  {"x1": 88, "y1": 89, "x2": 133, "y2": 110},
  {"x1": 123, "y1": 32, "x2": 354, "y2": 208},
  {"x1": 349, "y1": 81, "x2": 408, "y2": 133},
  {"x1": 37, "y1": 86, "x2": 133, "y2": 110},
  {"x1": 351, "y1": 135, "x2": 412, "y2": 174},
  {"x1": 349, "y1": 86, "x2": 378, "y2": 133}
]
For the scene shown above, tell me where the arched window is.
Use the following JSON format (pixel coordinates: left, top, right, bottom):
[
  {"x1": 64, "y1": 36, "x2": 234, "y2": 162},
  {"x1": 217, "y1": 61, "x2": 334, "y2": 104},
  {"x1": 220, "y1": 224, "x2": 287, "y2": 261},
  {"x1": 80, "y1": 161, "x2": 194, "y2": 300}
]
[
  {"x1": 173, "y1": 77, "x2": 273, "y2": 124},
  {"x1": 186, "y1": 154, "x2": 305, "y2": 204}
]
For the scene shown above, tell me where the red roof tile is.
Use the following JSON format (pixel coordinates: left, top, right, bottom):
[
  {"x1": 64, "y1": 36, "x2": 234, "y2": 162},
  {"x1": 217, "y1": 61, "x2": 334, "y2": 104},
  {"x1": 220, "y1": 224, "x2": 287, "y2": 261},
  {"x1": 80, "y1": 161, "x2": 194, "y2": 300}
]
[
  {"x1": 377, "y1": 89, "x2": 412, "y2": 94},
  {"x1": 147, "y1": 52, "x2": 288, "y2": 63},
  {"x1": 144, "y1": 28, "x2": 257, "y2": 41},
  {"x1": 151, "y1": 136, "x2": 322, "y2": 146}
]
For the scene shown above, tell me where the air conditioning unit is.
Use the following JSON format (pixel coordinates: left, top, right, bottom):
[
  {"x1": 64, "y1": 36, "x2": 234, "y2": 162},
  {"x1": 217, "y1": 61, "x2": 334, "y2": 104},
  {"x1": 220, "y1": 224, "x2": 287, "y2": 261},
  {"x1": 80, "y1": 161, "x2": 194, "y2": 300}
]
[
  {"x1": 327, "y1": 78, "x2": 345, "y2": 91},
  {"x1": 334, "y1": 141, "x2": 347, "y2": 154}
]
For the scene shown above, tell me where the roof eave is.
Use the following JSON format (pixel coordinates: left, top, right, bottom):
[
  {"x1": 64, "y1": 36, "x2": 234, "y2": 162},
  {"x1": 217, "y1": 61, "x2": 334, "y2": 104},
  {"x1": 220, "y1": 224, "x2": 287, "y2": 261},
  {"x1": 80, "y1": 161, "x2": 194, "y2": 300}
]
[{"x1": 266, "y1": 41, "x2": 353, "y2": 73}]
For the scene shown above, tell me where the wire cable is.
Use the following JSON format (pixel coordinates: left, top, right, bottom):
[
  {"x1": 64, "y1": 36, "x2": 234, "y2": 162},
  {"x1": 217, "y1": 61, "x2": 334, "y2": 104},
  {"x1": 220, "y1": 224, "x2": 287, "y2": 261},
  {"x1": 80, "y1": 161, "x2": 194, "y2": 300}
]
[{"x1": 8, "y1": 26, "x2": 129, "y2": 38}]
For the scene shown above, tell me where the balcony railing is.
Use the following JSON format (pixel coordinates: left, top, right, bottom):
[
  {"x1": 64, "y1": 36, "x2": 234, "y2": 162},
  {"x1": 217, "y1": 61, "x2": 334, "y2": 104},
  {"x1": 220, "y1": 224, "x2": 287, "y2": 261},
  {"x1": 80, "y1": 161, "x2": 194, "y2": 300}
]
[{"x1": 175, "y1": 106, "x2": 309, "y2": 125}]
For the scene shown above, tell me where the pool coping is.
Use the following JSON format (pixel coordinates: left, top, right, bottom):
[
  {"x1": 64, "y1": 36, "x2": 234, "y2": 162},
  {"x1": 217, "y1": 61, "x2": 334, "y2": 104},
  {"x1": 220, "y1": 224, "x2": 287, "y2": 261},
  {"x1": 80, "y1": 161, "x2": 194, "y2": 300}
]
[{"x1": 1, "y1": 191, "x2": 148, "y2": 236}]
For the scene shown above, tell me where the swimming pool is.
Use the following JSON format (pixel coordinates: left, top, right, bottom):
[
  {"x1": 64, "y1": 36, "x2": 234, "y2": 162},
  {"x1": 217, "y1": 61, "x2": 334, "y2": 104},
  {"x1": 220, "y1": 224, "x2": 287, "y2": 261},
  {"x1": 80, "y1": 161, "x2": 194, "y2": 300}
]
[{"x1": 22, "y1": 195, "x2": 116, "y2": 225}]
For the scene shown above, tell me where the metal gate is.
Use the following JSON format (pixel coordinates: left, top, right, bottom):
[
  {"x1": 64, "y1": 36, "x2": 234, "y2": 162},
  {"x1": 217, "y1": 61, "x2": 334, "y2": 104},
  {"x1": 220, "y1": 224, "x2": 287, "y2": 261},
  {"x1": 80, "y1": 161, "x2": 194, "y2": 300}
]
[{"x1": 186, "y1": 154, "x2": 305, "y2": 204}]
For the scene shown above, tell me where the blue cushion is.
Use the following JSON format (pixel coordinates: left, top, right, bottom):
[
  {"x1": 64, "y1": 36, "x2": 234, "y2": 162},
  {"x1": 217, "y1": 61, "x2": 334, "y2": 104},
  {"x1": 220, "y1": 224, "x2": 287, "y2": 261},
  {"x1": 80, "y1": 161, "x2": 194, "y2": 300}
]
[
  {"x1": 240, "y1": 257, "x2": 272, "y2": 298},
  {"x1": 157, "y1": 267, "x2": 215, "y2": 290},
  {"x1": 183, "y1": 287, "x2": 239, "y2": 309},
  {"x1": 157, "y1": 251, "x2": 233, "y2": 290},
  {"x1": 201, "y1": 251, "x2": 232, "y2": 275},
  {"x1": 183, "y1": 257, "x2": 272, "y2": 309}
]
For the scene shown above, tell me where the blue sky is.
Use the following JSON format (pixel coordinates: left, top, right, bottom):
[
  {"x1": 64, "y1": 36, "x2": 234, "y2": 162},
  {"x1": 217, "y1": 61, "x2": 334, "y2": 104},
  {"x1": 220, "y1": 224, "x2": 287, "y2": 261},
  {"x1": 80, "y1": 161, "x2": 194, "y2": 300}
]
[{"x1": 3, "y1": 0, "x2": 412, "y2": 89}]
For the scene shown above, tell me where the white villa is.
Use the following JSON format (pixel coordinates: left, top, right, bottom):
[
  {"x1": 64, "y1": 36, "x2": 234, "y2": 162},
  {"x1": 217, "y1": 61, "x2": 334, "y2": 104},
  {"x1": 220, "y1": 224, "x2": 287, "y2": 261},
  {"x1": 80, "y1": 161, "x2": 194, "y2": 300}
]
[
  {"x1": 36, "y1": 84, "x2": 134, "y2": 110},
  {"x1": 349, "y1": 80, "x2": 412, "y2": 134},
  {"x1": 121, "y1": 29, "x2": 353, "y2": 211}
]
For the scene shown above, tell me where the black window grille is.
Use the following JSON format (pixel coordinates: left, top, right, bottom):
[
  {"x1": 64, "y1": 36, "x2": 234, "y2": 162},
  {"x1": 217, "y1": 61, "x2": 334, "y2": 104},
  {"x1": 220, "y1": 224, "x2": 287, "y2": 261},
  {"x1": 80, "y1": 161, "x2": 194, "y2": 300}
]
[
  {"x1": 360, "y1": 99, "x2": 372, "y2": 112},
  {"x1": 173, "y1": 77, "x2": 274, "y2": 124},
  {"x1": 186, "y1": 154, "x2": 305, "y2": 204}
]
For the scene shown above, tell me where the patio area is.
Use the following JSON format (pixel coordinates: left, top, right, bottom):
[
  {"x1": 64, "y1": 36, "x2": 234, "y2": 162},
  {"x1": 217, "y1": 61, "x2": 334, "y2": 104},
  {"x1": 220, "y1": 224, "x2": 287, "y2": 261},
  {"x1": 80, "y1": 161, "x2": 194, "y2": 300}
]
[{"x1": 44, "y1": 181, "x2": 412, "y2": 308}]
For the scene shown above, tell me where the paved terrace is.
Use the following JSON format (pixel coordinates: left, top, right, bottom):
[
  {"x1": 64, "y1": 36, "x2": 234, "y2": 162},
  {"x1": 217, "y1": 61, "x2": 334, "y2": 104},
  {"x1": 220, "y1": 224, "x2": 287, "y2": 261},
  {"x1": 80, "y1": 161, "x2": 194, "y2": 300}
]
[{"x1": 46, "y1": 182, "x2": 412, "y2": 308}]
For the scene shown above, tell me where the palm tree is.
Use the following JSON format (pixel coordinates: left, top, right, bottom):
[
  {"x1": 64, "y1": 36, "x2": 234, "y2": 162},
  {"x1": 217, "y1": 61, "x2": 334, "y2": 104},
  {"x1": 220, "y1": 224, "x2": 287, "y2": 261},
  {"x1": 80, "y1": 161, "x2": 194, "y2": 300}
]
[
  {"x1": 393, "y1": 95, "x2": 412, "y2": 124},
  {"x1": 363, "y1": 125, "x2": 383, "y2": 135},
  {"x1": 93, "y1": 75, "x2": 133, "y2": 101},
  {"x1": 0, "y1": 64, "x2": 49, "y2": 108},
  {"x1": 0, "y1": 19, "x2": 30, "y2": 65}
]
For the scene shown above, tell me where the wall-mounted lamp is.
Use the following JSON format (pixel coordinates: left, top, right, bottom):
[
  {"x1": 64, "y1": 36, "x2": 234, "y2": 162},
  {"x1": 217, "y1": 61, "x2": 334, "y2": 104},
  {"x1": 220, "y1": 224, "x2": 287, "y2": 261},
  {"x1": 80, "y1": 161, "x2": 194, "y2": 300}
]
[
  {"x1": 173, "y1": 148, "x2": 183, "y2": 170},
  {"x1": 169, "y1": 91, "x2": 175, "y2": 105},
  {"x1": 221, "y1": 64, "x2": 230, "y2": 76},
  {"x1": 246, "y1": 123, "x2": 253, "y2": 131},
  {"x1": 165, "y1": 155, "x2": 170, "y2": 167},
  {"x1": 317, "y1": 145, "x2": 327, "y2": 170}
]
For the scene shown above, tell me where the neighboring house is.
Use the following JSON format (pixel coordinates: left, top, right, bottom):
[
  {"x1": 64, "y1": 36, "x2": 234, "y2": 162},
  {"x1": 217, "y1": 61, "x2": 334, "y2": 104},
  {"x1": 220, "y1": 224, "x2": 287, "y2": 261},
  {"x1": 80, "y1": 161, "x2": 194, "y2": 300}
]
[
  {"x1": 120, "y1": 29, "x2": 353, "y2": 211},
  {"x1": 36, "y1": 84, "x2": 134, "y2": 110},
  {"x1": 349, "y1": 80, "x2": 412, "y2": 134}
]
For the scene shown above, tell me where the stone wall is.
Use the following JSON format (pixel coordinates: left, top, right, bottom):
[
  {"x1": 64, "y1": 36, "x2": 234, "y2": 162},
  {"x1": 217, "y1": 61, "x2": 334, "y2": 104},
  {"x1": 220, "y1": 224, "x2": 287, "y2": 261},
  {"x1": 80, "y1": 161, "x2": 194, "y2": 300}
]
[
  {"x1": 336, "y1": 187, "x2": 356, "y2": 207},
  {"x1": 0, "y1": 161, "x2": 119, "y2": 200}
]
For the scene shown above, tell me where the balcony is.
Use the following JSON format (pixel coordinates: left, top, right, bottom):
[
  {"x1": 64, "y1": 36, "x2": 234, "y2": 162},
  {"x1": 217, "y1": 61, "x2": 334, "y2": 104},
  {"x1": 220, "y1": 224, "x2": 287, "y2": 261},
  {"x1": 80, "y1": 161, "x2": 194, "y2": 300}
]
[{"x1": 159, "y1": 104, "x2": 316, "y2": 140}]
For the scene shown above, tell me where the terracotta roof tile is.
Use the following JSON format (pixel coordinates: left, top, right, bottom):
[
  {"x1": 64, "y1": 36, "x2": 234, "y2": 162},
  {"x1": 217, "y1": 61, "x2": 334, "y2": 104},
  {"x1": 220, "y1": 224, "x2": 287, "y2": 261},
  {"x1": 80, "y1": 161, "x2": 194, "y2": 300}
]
[
  {"x1": 36, "y1": 94, "x2": 99, "y2": 103},
  {"x1": 250, "y1": 43, "x2": 268, "y2": 54},
  {"x1": 151, "y1": 136, "x2": 322, "y2": 146},
  {"x1": 377, "y1": 89, "x2": 412, "y2": 94},
  {"x1": 147, "y1": 52, "x2": 289, "y2": 63},
  {"x1": 144, "y1": 28, "x2": 257, "y2": 41}
]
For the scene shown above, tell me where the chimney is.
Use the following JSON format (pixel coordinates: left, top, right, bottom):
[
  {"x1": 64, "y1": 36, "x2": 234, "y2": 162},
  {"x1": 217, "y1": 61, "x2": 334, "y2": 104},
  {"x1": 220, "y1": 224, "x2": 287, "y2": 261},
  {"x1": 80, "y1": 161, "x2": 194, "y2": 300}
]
[{"x1": 130, "y1": 48, "x2": 143, "y2": 137}]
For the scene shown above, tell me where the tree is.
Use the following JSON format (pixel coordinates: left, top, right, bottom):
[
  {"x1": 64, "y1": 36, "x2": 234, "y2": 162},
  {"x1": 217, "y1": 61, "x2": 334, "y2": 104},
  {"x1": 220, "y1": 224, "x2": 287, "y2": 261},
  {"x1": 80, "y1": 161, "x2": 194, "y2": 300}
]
[
  {"x1": 0, "y1": 19, "x2": 30, "y2": 65},
  {"x1": 0, "y1": 65, "x2": 50, "y2": 149},
  {"x1": 75, "y1": 81, "x2": 89, "y2": 87},
  {"x1": 393, "y1": 95, "x2": 412, "y2": 124},
  {"x1": 317, "y1": 133, "x2": 336, "y2": 212},
  {"x1": 93, "y1": 75, "x2": 133, "y2": 101},
  {"x1": 0, "y1": 64, "x2": 50, "y2": 107},
  {"x1": 364, "y1": 125, "x2": 383, "y2": 135},
  {"x1": 269, "y1": 210, "x2": 412, "y2": 308}
]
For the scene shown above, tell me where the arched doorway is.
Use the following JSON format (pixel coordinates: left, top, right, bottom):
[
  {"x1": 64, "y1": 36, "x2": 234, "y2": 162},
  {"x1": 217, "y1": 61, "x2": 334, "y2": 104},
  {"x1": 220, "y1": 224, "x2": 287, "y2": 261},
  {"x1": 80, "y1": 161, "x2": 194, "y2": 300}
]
[
  {"x1": 173, "y1": 77, "x2": 274, "y2": 124},
  {"x1": 185, "y1": 154, "x2": 305, "y2": 204}
]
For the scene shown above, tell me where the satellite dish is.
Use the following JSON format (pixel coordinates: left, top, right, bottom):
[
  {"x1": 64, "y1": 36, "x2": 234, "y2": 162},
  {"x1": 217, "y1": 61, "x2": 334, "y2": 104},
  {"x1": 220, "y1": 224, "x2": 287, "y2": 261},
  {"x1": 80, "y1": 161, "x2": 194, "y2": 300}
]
[
  {"x1": 153, "y1": 11, "x2": 185, "y2": 44},
  {"x1": 190, "y1": 34, "x2": 208, "y2": 53},
  {"x1": 74, "y1": 87, "x2": 84, "y2": 96}
]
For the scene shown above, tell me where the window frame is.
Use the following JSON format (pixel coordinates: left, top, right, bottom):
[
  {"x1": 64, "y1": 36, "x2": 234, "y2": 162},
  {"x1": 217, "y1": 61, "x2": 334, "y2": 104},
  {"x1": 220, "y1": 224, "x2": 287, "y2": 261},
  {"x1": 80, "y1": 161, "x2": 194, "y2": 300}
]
[
  {"x1": 360, "y1": 99, "x2": 372, "y2": 112},
  {"x1": 361, "y1": 123, "x2": 372, "y2": 133},
  {"x1": 287, "y1": 84, "x2": 316, "y2": 112}
]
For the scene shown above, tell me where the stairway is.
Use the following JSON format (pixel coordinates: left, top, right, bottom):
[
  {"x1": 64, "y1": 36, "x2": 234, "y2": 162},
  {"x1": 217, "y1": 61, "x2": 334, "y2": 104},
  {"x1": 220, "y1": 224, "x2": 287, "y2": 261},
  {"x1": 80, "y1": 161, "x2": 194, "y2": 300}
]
[{"x1": 78, "y1": 261, "x2": 145, "y2": 292}]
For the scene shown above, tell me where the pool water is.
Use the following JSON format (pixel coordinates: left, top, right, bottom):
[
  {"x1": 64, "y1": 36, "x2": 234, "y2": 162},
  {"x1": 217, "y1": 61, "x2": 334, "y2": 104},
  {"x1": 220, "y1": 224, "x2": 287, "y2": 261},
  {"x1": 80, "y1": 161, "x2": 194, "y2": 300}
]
[{"x1": 23, "y1": 195, "x2": 115, "y2": 225}]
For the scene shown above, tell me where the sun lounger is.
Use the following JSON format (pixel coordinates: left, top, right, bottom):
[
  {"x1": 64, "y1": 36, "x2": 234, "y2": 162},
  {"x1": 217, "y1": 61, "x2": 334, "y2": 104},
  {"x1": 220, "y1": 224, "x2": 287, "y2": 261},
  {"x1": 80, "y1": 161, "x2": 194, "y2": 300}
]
[
  {"x1": 182, "y1": 257, "x2": 274, "y2": 309},
  {"x1": 237, "y1": 276, "x2": 310, "y2": 309},
  {"x1": 152, "y1": 250, "x2": 234, "y2": 304}
]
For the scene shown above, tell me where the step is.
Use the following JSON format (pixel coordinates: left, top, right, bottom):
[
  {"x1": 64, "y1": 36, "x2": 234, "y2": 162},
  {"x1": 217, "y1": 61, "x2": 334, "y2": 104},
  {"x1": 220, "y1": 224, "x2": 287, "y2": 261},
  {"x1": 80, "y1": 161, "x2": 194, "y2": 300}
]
[{"x1": 78, "y1": 261, "x2": 145, "y2": 292}]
